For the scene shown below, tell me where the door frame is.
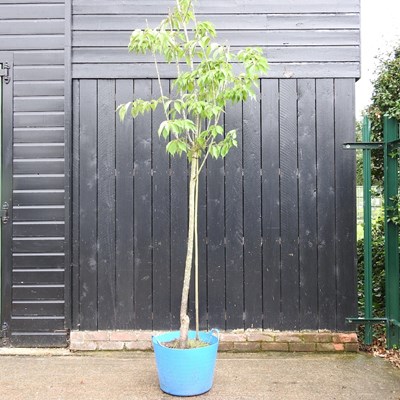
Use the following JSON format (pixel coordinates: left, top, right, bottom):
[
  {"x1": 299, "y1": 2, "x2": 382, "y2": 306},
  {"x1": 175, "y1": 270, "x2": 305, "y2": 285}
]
[{"x1": 0, "y1": 52, "x2": 13, "y2": 345}]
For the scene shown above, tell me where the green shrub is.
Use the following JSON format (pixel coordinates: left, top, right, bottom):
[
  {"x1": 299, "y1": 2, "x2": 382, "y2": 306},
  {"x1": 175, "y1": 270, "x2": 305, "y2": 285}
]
[
  {"x1": 357, "y1": 210, "x2": 386, "y2": 318},
  {"x1": 366, "y1": 43, "x2": 400, "y2": 184}
]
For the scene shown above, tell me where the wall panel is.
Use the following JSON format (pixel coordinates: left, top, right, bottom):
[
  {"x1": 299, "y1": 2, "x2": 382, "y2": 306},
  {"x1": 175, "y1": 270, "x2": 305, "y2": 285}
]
[
  {"x1": 72, "y1": 77, "x2": 357, "y2": 331},
  {"x1": 0, "y1": 0, "x2": 359, "y2": 344},
  {"x1": 71, "y1": 0, "x2": 360, "y2": 79},
  {"x1": 0, "y1": 0, "x2": 66, "y2": 346}
]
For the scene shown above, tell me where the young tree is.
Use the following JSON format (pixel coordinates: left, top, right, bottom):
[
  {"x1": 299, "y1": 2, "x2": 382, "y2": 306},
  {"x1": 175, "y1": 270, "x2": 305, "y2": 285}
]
[{"x1": 118, "y1": 0, "x2": 268, "y2": 348}]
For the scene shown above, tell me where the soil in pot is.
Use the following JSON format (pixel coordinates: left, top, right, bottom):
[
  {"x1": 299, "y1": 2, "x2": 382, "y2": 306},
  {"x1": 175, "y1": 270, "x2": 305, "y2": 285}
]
[{"x1": 161, "y1": 338, "x2": 210, "y2": 349}]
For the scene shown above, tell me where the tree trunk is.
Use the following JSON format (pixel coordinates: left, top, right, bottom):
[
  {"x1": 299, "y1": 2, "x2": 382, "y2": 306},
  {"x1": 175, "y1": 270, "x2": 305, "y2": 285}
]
[
  {"x1": 194, "y1": 158, "x2": 199, "y2": 339},
  {"x1": 179, "y1": 157, "x2": 198, "y2": 348}
]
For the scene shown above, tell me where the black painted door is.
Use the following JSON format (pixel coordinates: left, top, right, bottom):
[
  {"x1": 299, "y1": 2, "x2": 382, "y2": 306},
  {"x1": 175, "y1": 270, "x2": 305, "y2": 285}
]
[{"x1": 0, "y1": 52, "x2": 13, "y2": 346}]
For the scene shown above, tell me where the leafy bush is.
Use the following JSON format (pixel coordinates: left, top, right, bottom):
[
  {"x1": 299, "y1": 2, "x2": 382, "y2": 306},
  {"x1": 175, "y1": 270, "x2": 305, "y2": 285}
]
[
  {"x1": 357, "y1": 43, "x2": 400, "y2": 343},
  {"x1": 365, "y1": 43, "x2": 400, "y2": 183},
  {"x1": 357, "y1": 210, "x2": 386, "y2": 318}
]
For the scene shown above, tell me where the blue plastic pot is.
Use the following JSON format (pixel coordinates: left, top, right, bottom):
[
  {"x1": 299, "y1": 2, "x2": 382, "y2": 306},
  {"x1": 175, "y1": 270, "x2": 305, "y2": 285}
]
[{"x1": 152, "y1": 330, "x2": 219, "y2": 397}]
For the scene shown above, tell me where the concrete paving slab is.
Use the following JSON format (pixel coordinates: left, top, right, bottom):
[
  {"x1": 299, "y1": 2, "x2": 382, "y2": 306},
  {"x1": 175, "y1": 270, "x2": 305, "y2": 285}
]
[{"x1": 0, "y1": 352, "x2": 399, "y2": 400}]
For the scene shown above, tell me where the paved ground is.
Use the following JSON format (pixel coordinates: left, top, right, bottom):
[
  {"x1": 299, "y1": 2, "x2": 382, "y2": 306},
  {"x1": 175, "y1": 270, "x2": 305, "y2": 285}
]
[{"x1": 0, "y1": 350, "x2": 399, "y2": 400}]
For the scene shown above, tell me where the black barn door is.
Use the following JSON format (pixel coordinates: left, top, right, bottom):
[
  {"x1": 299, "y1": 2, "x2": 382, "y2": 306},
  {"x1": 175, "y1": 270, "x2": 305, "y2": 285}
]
[{"x1": 0, "y1": 52, "x2": 13, "y2": 346}]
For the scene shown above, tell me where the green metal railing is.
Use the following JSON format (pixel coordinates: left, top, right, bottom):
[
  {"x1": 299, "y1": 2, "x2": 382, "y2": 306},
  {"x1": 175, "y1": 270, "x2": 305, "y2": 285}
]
[
  {"x1": 383, "y1": 117, "x2": 400, "y2": 348},
  {"x1": 362, "y1": 116, "x2": 373, "y2": 344},
  {"x1": 344, "y1": 116, "x2": 400, "y2": 349}
]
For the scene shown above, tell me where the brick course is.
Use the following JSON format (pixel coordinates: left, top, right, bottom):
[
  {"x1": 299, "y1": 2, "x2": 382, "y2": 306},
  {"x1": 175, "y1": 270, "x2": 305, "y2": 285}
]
[
  {"x1": 69, "y1": 330, "x2": 359, "y2": 353},
  {"x1": 333, "y1": 333, "x2": 358, "y2": 343},
  {"x1": 124, "y1": 341, "x2": 152, "y2": 351},
  {"x1": 289, "y1": 343, "x2": 316, "y2": 352},
  {"x1": 261, "y1": 342, "x2": 289, "y2": 352},
  {"x1": 302, "y1": 333, "x2": 332, "y2": 343},
  {"x1": 97, "y1": 341, "x2": 125, "y2": 351},
  {"x1": 316, "y1": 343, "x2": 337, "y2": 352},
  {"x1": 233, "y1": 341, "x2": 261, "y2": 352},
  {"x1": 344, "y1": 343, "x2": 359, "y2": 352}
]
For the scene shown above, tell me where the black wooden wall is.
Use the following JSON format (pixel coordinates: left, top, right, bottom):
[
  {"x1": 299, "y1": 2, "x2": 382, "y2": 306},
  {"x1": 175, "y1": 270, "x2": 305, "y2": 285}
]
[
  {"x1": 71, "y1": 0, "x2": 360, "y2": 79},
  {"x1": 0, "y1": 0, "x2": 67, "y2": 346},
  {"x1": 69, "y1": 0, "x2": 359, "y2": 332},
  {"x1": 0, "y1": 0, "x2": 360, "y2": 346},
  {"x1": 71, "y1": 77, "x2": 357, "y2": 332}
]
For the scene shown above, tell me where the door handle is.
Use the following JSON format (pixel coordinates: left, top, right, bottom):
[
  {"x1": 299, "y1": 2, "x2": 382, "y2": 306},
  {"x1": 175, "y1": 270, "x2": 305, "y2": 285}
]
[{"x1": 1, "y1": 202, "x2": 9, "y2": 224}]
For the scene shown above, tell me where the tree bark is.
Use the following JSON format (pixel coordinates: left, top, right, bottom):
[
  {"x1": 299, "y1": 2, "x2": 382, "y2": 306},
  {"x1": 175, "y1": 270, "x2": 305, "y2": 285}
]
[
  {"x1": 194, "y1": 158, "x2": 199, "y2": 339},
  {"x1": 179, "y1": 157, "x2": 198, "y2": 348}
]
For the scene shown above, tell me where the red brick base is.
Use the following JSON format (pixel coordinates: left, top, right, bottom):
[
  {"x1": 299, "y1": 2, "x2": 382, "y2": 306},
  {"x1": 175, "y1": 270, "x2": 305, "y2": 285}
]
[{"x1": 69, "y1": 330, "x2": 358, "y2": 352}]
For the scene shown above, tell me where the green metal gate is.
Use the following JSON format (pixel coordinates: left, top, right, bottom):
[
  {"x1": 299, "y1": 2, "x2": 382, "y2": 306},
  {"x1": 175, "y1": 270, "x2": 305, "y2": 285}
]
[{"x1": 345, "y1": 116, "x2": 400, "y2": 349}]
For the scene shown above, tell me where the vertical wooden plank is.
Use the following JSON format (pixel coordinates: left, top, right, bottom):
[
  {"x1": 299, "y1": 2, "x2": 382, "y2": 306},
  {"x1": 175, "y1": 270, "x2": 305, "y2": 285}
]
[
  {"x1": 1, "y1": 53, "x2": 13, "y2": 339},
  {"x1": 71, "y1": 79, "x2": 80, "y2": 329},
  {"x1": 197, "y1": 166, "x2": 208, "y2": 329},
  {"x1": 279, "y1": 79, "x2": 299, "y2": 330},
  {"x1": 170, "y1": 89, "x2": 188, "y2": 330},
  {"x1": 334, "y1": 78, "x2": 357, "y2": 331},
  {"x1": 225, "y1": 101, "x2": 244, "y2": 330},
  {"x1": 97, "y1": 79, "x2": 116, "y2": 329},
  {"x1": 261, "y1": 79, "x2": 281, "y2": 330},
  {"x1": 316, "y1": 79, "x2": 336, "y2": 330},
  {"x1": 79, "y1": 79, "x2": 98, "y2": 330},
  {"x1": 170, "y1": 180, "x2": 187, "y2": 330},
  {"x1": 133, "y1": 79, "x2": 153, "y2": 329},
  {"x1": 64, "y1": 0, "x2": 72, "y2": 330},
  {"x1": 243, "y1": 86, "x2": 262, "y2": 328},
  {"x1": 115, "y1": 79, "x2": 134, "y2": 328},
  {"x1": 152, "y1": 79, "x2": 171, "y2": 330},
  {"x1": 207, "y1": 116, "x2": 226, "y2": 329},
  {"x1": 298, "y1": 79, "x2": 318, "y2": 330},
  {"x1": 188, "y1": 160, "x2": 207, "y2": 330}
]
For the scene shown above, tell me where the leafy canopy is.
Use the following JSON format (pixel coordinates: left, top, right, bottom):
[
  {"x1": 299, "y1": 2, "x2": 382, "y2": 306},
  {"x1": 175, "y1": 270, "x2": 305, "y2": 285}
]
[
  {"x1": 117, "y1": 0, "x2": 268, "y2": 163},
  {"x1": 365, "y1": 43, "x2": 400, "y2": 184}
]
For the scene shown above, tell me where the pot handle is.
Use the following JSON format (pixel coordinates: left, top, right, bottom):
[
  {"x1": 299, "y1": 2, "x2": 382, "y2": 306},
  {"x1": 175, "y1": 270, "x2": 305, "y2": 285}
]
[
  {"x1": 210, "y1": 328, "x2": 220, "y2": 340},
  {"x1": 152, "y1": 336, "x2": 160, "y2": 346}
]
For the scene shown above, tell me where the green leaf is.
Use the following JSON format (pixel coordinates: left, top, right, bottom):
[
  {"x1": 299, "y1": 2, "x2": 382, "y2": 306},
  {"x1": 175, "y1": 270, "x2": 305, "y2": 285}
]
[
  {"x1": 177, "y1": 140, "x2": 187, "y2": 154},
  {"x1": 215, "y1": 125, "x2": 224, "y2": 136},
  {"x1": 210, "y1": 144, "x2": 220, "y2": 159},
  {"x1": 150, "y1": 100, "x2": 158, "y2": 111},
  {"x1": 221, "y1": 143, "x2": 230, "y2": 157},
  {"x1": 158, "y1": 120, "x2": 170, "y2": 139},
  {"x1": 166, "y1": 140, "x2": 178, "y2": 156},
  {"x1": 131, "y1": 103, "x2": 139, "y2": 118},
  {"x1": 174, "y1": 101, "x2": 182, "y2": 114},
  {"x1": 117, "y1": 102, "x2": 131, "y2": 121}
]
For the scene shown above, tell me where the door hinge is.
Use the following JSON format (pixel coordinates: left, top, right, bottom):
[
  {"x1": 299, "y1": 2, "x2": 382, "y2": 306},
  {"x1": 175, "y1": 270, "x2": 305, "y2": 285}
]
[
  {"x1": 1, "y1": 202, "x2": 9, "y2": 224},
  {"x1": 0, "y1": 62, "x2": 10, "y2": 84},
  {"x1": 0, "y1": 322, "x2": 10, "y2": 346}
]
